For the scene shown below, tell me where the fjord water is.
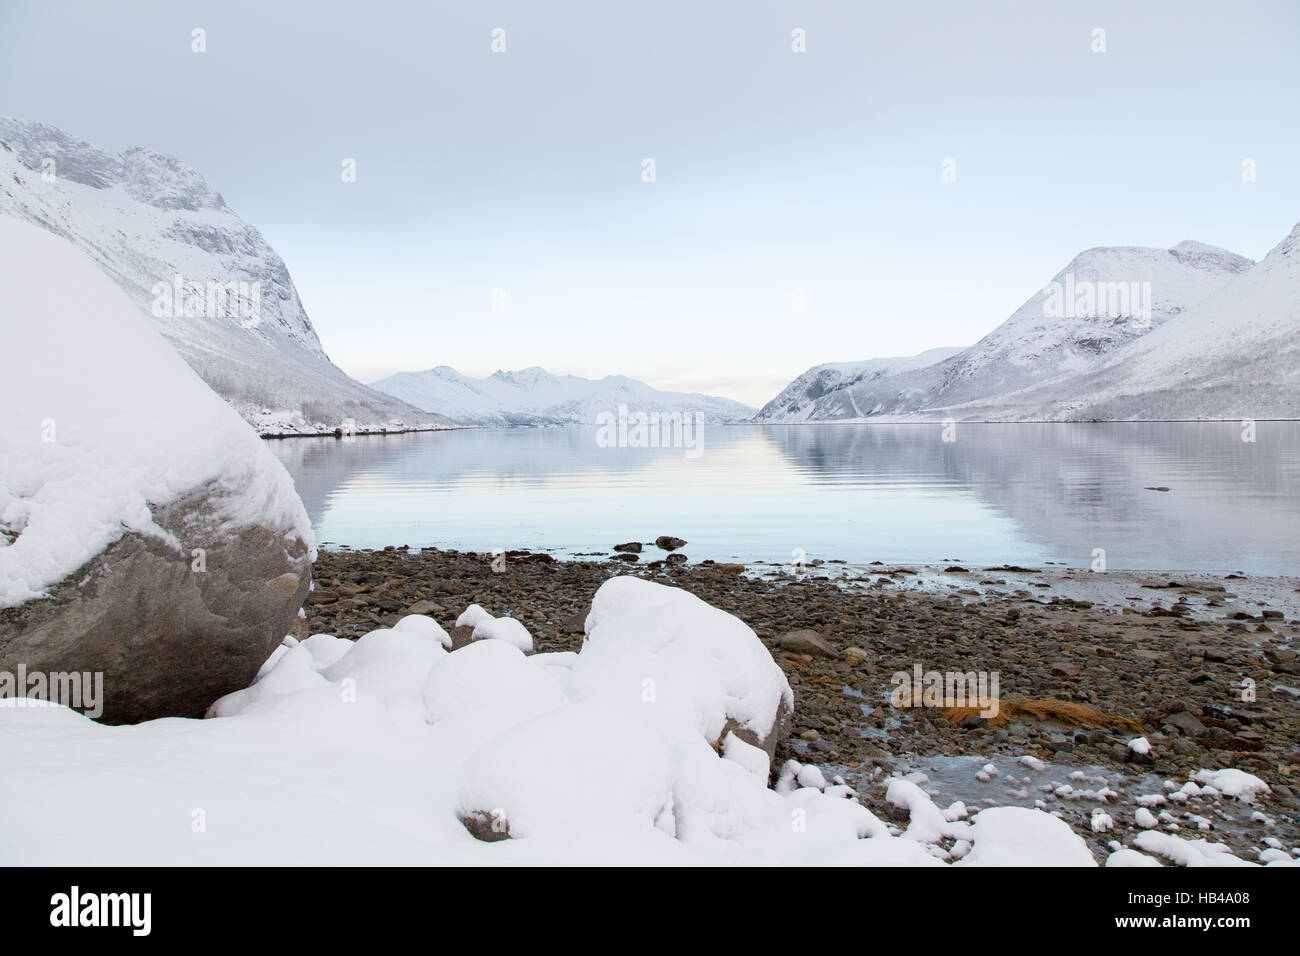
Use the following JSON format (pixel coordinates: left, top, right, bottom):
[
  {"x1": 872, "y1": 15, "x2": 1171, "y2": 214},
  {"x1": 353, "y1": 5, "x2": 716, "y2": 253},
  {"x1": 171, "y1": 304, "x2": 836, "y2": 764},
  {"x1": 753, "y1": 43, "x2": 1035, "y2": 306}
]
[{"x1": 269, "y1": 423, "x2": 1300, "y2": 573}]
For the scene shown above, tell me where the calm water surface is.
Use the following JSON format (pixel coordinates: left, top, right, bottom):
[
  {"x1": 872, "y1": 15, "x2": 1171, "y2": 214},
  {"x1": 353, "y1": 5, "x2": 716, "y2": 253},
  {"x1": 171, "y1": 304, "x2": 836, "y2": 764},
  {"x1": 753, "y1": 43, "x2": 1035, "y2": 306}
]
[{"x1": 268, "y1": 423, "x2": 1300, "y2": 573}]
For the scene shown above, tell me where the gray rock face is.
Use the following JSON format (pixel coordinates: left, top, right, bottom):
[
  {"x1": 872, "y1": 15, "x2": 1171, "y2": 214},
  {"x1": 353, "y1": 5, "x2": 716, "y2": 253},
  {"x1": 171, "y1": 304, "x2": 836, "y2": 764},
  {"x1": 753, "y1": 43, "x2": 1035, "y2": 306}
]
[{"x1": 0, "y1": 484, "x2": 311, "y2": 724}]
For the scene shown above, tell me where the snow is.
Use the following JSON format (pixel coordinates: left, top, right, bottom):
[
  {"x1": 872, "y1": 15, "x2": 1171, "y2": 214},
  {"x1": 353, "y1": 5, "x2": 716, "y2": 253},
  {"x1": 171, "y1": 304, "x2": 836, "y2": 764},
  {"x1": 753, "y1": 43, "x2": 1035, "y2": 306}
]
[
  {"x1": 0, "y1": 118, "x2": 444, "y2": 435},
  {"x1": 0, "y1": 574, "x2": 1138, "y2": 866},
  {"x1": 957, "y1": 806, "x2": 1096, "y2": 867},
  {"x1": 471, "y1": 615, "x2": 533, "y2": 653},
  {"x1": 370, "y1": 364, "x2": 755, "y2": 426},
  {"x1": 421, "y1": 639, "x2": 563, "y2": 725},
  {"x1": 1105, "y1": 847, "x2": 1162, "y2": 867},
  {"x1": 1133, "y1": 831, "x2": 1260, "y2": 868},
  {"x1": 1128, "y1": 736, "x2": 1152, "y2": 755},
  {"x1": 1192, "y1": 769, "x2": 1270, "y2": 802},
  {"x1": 392, "y1": 613, "x2": 453, "y2": 649},
  {"x1": 753, "y1": 224, "x2": 1300, "y2": 423},
  {"x1": 0, "y1": 215, "x2": 313, "y2": 608},
  {"x1": 568, "y1": 576, "x2": 794, "y2": 749},
  {"x1": 456, "y1": 702, "x2": 677, "y2": 840}
]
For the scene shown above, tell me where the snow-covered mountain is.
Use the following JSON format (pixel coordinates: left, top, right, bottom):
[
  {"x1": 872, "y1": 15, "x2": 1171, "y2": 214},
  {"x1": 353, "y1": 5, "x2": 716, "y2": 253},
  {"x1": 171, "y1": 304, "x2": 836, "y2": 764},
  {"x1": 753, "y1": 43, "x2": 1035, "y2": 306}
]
[
  {"x1": 966, "y1": 222, "x2": 1300, "y2": 421},
  {"x1": 756, "y1": 240, "x2": 1255, "y2": 422},
  {"x1": 755, "y1": 348, "x2": 965, "y2": 422},
  {"x1": 369, "y1": 365, "x2": 755, "y2": 425},
  {"x1": 0, "y1": 117, "x2": 448, "y2": 435}
]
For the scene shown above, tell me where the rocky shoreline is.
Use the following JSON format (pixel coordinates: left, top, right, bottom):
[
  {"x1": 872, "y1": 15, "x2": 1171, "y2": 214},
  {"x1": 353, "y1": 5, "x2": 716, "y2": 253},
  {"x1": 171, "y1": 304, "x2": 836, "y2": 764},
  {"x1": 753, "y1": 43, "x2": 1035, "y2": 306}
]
[{"x1": 306, "y1": 545, "x2": 1300, "y2": 862}]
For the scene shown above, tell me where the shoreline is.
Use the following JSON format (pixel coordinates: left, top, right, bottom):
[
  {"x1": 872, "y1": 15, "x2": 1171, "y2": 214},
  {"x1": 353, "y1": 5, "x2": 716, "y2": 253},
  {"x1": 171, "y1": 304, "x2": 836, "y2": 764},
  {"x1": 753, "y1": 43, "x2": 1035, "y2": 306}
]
[
  {"x1": 306, "y1": 545, "x2": 1300, "y2": 862},
  {"x1": 258, "y1": 424, "x2": 463, "y2": 440}
]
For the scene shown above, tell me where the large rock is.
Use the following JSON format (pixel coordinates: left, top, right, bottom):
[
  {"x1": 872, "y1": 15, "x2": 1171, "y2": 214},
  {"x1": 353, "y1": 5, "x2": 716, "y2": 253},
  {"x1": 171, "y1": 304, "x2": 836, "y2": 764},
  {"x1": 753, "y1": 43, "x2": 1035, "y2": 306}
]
[
  {"x1": 0, "y1": 215, "x2": 314, "y2": 723},
  {"x1": 569, "y1": 576, "x2": 794, "y2": 760},
  {"x1": 0, "y1": 487, "x2": 310, "y2": 723}
]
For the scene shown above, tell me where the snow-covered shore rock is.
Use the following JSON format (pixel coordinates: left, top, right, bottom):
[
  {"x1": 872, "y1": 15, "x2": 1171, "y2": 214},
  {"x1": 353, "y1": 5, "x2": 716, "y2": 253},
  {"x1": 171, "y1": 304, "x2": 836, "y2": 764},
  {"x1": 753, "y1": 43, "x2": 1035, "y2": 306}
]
[
  {"x1": 0, "y1": 117, "x2": 448, "y2": 435},
  {"x1": 0, "y1": 215, "x2": 315, "y2": 722}
]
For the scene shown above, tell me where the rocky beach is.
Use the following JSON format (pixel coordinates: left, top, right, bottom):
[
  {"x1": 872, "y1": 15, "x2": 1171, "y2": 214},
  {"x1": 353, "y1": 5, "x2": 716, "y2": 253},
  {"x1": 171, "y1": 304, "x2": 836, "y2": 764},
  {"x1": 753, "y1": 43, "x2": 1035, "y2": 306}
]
[{"x1": 306, "y1": 543, "x2": 1300, "y2": 862}]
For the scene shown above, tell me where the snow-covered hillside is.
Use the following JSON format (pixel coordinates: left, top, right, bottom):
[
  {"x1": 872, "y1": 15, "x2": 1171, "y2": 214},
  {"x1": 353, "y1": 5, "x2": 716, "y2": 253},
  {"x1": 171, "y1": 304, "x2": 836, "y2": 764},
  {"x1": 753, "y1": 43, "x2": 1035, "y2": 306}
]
[
  {"x1": 756, "y1": 240, "x2": 1255, "y2": 422},
  {"x1": 0, "y1": 118, "x2": 448, "y2": 435},
  {"x1": 964, "y1": 222, "x2": 1300, "y2": 421},
  {"x1": 370, "y1": 365, "x2": 755, "y2": 425},
  {"x1": 755, "y1": 348, "x2": 964, "y2": 422}
]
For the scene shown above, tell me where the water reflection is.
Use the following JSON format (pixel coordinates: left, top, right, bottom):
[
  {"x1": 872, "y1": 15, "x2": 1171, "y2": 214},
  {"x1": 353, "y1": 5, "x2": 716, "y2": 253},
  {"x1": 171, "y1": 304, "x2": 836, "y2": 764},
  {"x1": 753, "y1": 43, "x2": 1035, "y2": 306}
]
[{"x1": 267, "y1": 423, "x2": 1300, "y2": 572}]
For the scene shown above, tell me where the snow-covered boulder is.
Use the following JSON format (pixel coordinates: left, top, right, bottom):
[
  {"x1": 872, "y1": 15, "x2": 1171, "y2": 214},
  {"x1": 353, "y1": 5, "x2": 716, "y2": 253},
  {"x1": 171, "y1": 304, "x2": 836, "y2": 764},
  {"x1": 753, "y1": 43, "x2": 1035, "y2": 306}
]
[
  {"x1": 456, "y1": 702, "x2": 677, "y2": 841},
  {"x1": 568, "y1": 576, "x2": 794, "y2": 758},
  {"x1": 0, "y1": 215, "x2": 314, "y2": 723}
]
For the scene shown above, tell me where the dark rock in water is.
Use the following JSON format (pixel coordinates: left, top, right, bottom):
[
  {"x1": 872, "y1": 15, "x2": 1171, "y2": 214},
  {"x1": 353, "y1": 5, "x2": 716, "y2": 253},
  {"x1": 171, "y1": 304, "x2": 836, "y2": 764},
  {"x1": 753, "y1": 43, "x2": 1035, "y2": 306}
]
[
  {"x1": 0, "y1": 484, "x2": 311, "y2": 725},
  {"x1": 665, "y1": 553, "x2": 687, "y2": 565},
  {"x1": 655, "y1": 536, "x2": 687, "y2": 551},
  {"x1": 612, "y1": 542, "x2": 642, "y2": 553},
  {"x1": 614, "y1": 553, "x2": 639, "y2": 563}
]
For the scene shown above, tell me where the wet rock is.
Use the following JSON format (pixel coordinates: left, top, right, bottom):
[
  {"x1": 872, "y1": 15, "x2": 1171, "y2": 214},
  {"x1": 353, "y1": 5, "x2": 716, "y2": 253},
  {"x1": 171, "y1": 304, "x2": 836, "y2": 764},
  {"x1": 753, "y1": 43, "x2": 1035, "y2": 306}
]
[
  {"x1": 654, "y1": 536, "x2": 687, "y2": 551},
  {"x1": 612, "y1": 542, "x2": 642, "y2": 553}
]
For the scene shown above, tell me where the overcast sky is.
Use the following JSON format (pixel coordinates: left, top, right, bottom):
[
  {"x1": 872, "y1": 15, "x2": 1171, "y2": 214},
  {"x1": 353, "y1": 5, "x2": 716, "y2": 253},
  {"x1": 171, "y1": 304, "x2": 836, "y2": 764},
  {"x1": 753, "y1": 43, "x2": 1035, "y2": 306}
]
[{"x1": 2, "y1": 0, "x2": 1298, "y2": 405}]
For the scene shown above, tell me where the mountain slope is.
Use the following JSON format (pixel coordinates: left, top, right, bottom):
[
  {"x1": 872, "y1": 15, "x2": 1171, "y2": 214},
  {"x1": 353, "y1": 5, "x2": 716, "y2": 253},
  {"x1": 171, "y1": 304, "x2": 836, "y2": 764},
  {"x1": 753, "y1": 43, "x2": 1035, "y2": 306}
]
[
  {"x1": 0, "y1": 117, "x2": 448, "y2": 435},
  {"x1": 756, "y1": 241, "x2": 1253, "y2": 422},
  {"x1": 962, "y1": 222, "x2": 1300, "y2": 420},
  {"x1": 369, "y1": 365, "x2": 755, "y2": 425},
  {"x1": 756, "y1": 348, "x2": 964, "y2": 422}
]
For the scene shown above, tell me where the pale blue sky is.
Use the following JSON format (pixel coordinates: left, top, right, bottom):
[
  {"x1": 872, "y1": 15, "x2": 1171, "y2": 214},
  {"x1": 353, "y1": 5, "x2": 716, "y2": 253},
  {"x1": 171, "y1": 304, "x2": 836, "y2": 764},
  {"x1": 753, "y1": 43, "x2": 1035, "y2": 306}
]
[{"x1": 2, "y1": 0, "x2": 1297, "y2": 405}]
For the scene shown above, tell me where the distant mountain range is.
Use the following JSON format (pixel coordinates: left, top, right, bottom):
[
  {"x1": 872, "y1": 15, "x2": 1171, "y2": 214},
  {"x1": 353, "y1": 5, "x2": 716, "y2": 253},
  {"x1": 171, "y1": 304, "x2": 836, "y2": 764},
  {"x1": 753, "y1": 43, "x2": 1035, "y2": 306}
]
[
  {"x1": 369, "y1": 365, "x2": 755, "y2": 425},
  {"x1": 756, "y1": 229, "x2": 1296, "y2": 422},
  {"x1": 5, "y1": 117, "x2": 1292, "y2": 430},
  {"x1": 0, "y1": 117, "x2": 448, "y2": 436}
]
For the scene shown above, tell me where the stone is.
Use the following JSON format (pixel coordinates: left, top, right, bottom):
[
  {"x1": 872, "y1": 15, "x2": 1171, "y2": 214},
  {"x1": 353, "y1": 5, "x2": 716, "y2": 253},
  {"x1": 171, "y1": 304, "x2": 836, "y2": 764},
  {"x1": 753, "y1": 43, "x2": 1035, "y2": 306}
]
[
  {"x1": 0, "y1": 486, "x2": 311, "y2": 724},
  {"x1": 404, "y1": 599, "x2": 443, "y2": 616},
  {"x1": 612, "y1": 542, "x2": 642, "y2": 553},
  {"x1": 779, "y1": 629, "x2": 836, "y2": 658},
  {"x1": 654, "y1": 536, "x2": 687, "y2": 551},
  {"x1": 1166, "y1": 711, "x2": 1206, "y2": 736}
]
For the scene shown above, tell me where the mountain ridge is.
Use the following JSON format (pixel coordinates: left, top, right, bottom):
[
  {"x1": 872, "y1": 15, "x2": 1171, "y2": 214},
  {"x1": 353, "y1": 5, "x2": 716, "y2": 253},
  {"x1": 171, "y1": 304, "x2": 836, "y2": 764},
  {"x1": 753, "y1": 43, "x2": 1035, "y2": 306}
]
[
  {"x1": 370, "y1": 365, "x2": 756, "y2": 426},
  {"x1": 0, "y1": 116, "x2": 449, "y2": 435}
]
